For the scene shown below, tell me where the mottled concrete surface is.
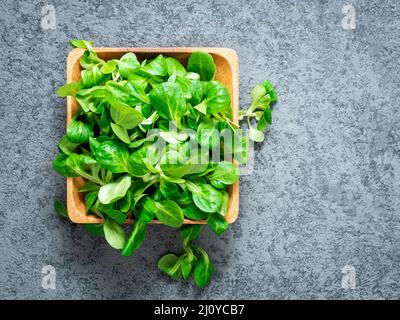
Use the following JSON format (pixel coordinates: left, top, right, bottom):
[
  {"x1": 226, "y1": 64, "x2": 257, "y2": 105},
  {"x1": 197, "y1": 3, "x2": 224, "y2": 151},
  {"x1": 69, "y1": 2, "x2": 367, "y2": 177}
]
[{"x1": 0, "y1": 0, "x2": 399, "y2": 299}]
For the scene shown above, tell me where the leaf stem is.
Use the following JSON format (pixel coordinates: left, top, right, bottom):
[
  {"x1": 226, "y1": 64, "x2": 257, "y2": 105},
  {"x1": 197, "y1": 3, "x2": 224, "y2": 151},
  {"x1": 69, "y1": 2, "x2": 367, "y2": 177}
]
[{"x1": 74, "y1": 168, "x2": 105, "y2": 186}]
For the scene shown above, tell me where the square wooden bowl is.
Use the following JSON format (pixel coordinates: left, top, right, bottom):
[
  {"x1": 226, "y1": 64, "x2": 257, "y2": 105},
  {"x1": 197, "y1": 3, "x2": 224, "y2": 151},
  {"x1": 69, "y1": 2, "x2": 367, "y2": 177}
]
[{"x1": 65, "y1": 47, "x2": 239, "y2": 224}]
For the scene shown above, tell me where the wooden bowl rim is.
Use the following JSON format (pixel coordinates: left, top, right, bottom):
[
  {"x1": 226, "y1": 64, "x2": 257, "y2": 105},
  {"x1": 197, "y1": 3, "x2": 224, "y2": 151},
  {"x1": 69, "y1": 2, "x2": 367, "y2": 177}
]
[{"x1": 66, "y1": 47, "x2": 239, "y2": 224}]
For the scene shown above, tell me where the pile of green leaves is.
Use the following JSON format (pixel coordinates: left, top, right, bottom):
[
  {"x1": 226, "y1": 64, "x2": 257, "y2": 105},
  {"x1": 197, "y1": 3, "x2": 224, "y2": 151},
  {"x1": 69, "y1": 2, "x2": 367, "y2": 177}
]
[{"x1": 54, "y1": 40, "x2": 277, "y2": 288}]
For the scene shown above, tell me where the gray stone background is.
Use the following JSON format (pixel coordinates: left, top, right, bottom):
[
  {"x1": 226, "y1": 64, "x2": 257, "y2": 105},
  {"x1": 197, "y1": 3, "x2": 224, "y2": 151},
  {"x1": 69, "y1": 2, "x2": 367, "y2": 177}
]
[{"x1": 0, "y1": 0, "x2": 399, "y2": 299}]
